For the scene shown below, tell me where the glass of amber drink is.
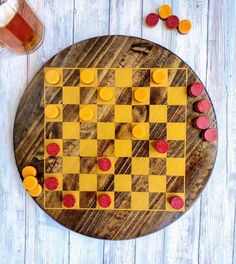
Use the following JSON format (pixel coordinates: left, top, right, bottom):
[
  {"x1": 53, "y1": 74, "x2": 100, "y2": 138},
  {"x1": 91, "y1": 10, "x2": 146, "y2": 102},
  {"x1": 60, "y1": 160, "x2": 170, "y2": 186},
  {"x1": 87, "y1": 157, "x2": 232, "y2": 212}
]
[{"x1": 0, "y1": 0, "x2": 44, "y2": 54}]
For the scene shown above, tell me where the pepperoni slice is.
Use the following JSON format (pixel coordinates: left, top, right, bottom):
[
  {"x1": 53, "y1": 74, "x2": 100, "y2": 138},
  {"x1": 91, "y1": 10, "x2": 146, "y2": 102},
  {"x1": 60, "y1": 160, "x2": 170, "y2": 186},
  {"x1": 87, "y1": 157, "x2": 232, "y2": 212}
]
[
  {"x1": 154, "y1": 140, "x2": 170, "y2": 153},
  {"x1": 63, "y1": 194, "x2": 76, "y2": 208},
  {"x1": 98, "y1": 158, "x2": 112, "y2": 171},
  {"x1": 98, "y1": 194, "x2": 112, "y2": 208},
  {"x1": 195, "y1": 99, "x2": 212, "y2": 113},
  {"x1": 45, "y1": 177, "x2": 59, "y2": 190},
  {"x1": 46, "y1": 143, "x2": 60, "y2": 156},
  {"x1": 189, "y1": 83, "x2": 205, "y2": 97},
  {"x1": 203, "y1": 128, "x2": 218, "y2": 142},
  {"x1": 194, "y1": 116, "x2": 210, "y2": 130},
  {"x1": 170, "y1": 196, "x2": 184, "y2": 210},
  {"x1": 166, "y1": 15, "x2": 179, "y2": 29},
  {"x1": 146, "y1": 13, "x2": 159, "y2": 27}
]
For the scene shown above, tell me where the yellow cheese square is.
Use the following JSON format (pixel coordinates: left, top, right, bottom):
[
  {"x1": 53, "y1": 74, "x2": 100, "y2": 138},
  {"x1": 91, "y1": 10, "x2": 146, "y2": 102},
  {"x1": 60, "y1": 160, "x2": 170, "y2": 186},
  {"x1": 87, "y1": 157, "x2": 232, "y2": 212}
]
[
  {"x1": 63, "y1": 87, "x2": 80, "y2": 104},
  {"x1": 115, "y1": 105, "x2": 132, "y2": 122},
  {"x1": 131, "y1": 192, "x2": 149, "y2": 210},
  {"x1": 149, "y1": 105, "x2": 167, "y2": 122},
  {"x1": 63, "y1": 122, "x2": 80, "y2": 139},
  {"x1": 45, "y1": 139, "x2": 63, "y2": 157},
  {"x1": 132, "y1": 158, "x2": 149, "y2": 175},
  {"x1": 80, "y1": 140, "x2": 97, "y2": 157},
  {"x1": 167, "y1": 123, "x2": 186, "y2": 140},
  {"x1": 114, "y1": 175, "x2": 131, "y2": 191},
  {"x1": 63, "y1": 157, "x2": 80, "y2": 173},
  {"x1": 166, "y1": 158, "x2": 185, "y2": 176},
  {"x1": 149, "y1": 176, "x2": 166, "y2": 192},
  {"x1": 115, "y1": 140, "x2": 132, "y2": 157},
  {"x1": 115, "y1": 68, "x2": 132, "y2": 87},
  {"x1": 79, "y1": 174, "x2": 97, "y2": 191},
  {"x1": 168, "y1": 87, "x2": 187, "y2": 105},
  {"x1": 97, "y1": 123, "x2": 115, "y2": 139},
  {"x1": 97, "y1": 192, "x2": 114, "y2": 209}
]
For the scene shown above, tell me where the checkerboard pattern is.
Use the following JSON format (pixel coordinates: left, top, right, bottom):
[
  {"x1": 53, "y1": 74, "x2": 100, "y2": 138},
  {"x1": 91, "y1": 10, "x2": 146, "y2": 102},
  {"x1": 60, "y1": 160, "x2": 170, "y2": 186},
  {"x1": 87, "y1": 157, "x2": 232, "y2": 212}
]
[{"x1": 43, "y1": 67, "x2": 187, "y2": 211}]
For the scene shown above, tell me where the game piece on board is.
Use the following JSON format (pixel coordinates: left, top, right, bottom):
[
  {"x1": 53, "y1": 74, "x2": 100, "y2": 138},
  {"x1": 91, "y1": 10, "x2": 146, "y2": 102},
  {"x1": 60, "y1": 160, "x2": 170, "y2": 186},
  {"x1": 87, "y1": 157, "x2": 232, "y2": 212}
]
[
  {"x1": 154, "y1": 140, "x2": 170, "y2": 153},
  {"x1": 45, "y1": 69, "x2": 61, "y2": 85},
  {"x1": 152, "y1": 69, "x2": 167, "y2": 84},
  {"x1": 22, "y1": 165, "x2": 37, "y2": 178},
  {"x1": 166, "y1": 15, "x2": 180, "y2": 29},
  {"x1": 99, "y1": 87, "x2": 114, "y2": 101},
  {"x1": 189, "y1": 83, "x2": 204, "y2": 97},
  {"x1": 203, "y1": 128, "x2": 218, "y2": 142},
  {"x1": 194, "y1": 116, "x2": 210, "y2": 130},
  {"x1": 45, "y1": 105, "x2": 59, "y2": 119},
  {"x1": 132, "y1": 124, "x2": 146, "y2": 139},
  {"x1": 45, "y1": 177, "x2": 59, "y2": 190},
  {"x1": 98, "y1": 194, "x2": 112, "y2": 208},
  {"x1": 46, "y1": 143, "x2": 60, "y2": 156},
  {"x1": 80, "y1": 106, "x2": 94, "y2": 121},
  {"x1": 134, "y1": 88, "x2": 148, "y2": 102},
  {"x1": 80, "y1": 69, "x2": 95, "y2": 84},
  {"x1": 28, "y1": 184, "x2": 42, "y2": 197},
  {"x1": 195, "y1": 99, "x2": 212, "y2": 113},
  {"x1": 23, "y1": 176, "x2": 38, "y2": 191},
  {"x1": 63, "y1": 194, "x2": 76, "y2": 208},
  {"x1": 146, "y1": 13, "x2": 159, "y2": 27},
  {"x1": 98, "y1": 158, "x2": 112, "y2": 172},
  {"x1": 178, "y1": 19, "x2": 192, "y2": 34},
  {"x1": 158, "y1": 4, "x2": 172, "y2": 19},
  {"x1": 170, "y1": 196, "x2": 184, "y2": 210}
]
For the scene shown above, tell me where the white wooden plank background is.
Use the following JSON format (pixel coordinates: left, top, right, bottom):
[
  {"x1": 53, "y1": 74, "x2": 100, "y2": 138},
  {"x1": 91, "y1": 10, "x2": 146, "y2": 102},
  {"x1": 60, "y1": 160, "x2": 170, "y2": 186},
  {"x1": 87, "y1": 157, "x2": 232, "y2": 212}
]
[{"x1": 0, "y1": 0, "x2": 235, "y2": 263}]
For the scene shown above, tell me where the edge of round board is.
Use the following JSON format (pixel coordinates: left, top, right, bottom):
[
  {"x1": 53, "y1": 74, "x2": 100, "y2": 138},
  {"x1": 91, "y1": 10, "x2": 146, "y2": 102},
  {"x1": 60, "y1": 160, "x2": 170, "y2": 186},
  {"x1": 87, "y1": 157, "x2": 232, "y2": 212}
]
[{"x1": 13, "y1": 35, "x2": 218, "y2": 240}]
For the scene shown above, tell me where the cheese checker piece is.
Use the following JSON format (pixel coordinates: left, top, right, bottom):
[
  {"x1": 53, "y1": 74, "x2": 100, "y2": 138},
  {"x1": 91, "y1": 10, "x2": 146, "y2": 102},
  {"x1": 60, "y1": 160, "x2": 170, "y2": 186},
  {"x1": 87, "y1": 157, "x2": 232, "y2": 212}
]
[
  {"x1": 23, "y1": 176, "x2": 38, "y2": 191},
  {"x1": 134, "y1": 88, "x2": 148, "y2": 103},
  {"x1": 45, "y1": 105, "x2": 59, "y2": 119},
  {"x1": 80, "y1": 69, "x2": 95, "y2": 84},
  {"x1": 99, "y1": 87, "x2": 114, "y2": 101},
  {"x1": 22, "y1": 165, "x2": 37, "y2": 178},
  {"x1": 178, "y1": 19, "x2": 192, "y2": 35},
  {"x1": 152, "y1": 69, "x2": 167, "y2": 84},
  {"x1": 132, "y1": 124, "x2": 146, "y2": 139},
  {"x1": 45, "y1": 70, "x2": 61, "y2": 85},
  {"x1": 158, "y1": 4, "x2": 172, "y2": 20},
  {"x1": 80, "y1": 106, "x2": 94, "y2": 121},
  {"x1": 28, "y1": 184, "x2": 42, "y2": 197}
]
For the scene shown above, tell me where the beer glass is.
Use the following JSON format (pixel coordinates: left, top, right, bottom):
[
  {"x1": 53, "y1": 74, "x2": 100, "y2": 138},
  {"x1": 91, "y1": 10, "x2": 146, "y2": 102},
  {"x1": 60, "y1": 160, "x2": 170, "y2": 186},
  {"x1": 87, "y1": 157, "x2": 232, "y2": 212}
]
[{"x1": 0, "y1": 0, "x2": 44, "y2": 54}]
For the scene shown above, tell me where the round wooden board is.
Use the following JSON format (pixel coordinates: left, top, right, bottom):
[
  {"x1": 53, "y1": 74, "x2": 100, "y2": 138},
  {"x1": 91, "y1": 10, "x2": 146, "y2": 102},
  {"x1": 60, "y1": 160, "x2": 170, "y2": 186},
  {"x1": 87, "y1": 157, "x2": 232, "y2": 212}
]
[{"x1": 14, "y1": 35, "x2": 217, "y2": 240}]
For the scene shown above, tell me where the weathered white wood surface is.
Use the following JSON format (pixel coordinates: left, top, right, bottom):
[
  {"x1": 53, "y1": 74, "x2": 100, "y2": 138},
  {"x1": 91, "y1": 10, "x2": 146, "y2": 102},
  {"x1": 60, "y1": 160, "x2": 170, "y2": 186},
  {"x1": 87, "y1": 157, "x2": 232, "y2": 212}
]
[{"x1": 0, "y1": 0, "x2": 235, "y2": 263}]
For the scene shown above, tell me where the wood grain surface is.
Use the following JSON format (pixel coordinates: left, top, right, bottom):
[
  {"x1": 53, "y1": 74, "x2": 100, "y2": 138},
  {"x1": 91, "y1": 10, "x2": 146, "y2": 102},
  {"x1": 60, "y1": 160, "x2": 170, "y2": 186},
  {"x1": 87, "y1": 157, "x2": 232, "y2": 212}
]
[{"x1": 13, "y1": 35, "x2": 217, "y2": 240}]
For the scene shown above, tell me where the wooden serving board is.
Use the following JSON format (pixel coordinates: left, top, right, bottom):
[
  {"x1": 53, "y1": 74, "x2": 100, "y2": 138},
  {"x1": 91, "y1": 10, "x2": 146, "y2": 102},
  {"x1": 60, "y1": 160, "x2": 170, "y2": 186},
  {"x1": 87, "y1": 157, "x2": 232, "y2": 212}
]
[{"x1": 14, "y1": 35, "x2": 217, "y2": 240}]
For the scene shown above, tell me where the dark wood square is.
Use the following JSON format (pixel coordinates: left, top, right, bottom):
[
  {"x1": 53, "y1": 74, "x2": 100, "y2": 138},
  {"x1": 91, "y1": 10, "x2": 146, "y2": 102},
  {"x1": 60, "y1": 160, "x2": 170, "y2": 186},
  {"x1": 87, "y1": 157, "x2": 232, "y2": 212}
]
[
  {"x1": 132, "y1": 69, "x2": 150, "y2": 87},
  {"x1": 149, "y1": 158, "x2": 166, "y2": 175},
  {"x1": 45, "y1": 191, "x2": 62, "y2": 208},
  {"x1": 97, "y1": 174, "x2": 114, "y2": 191},
  {"x1": 63, "y1": 174, "x2": 80, "y2": 191},
  {"x1": 63, "y1": 69, "x2": 80, "y2": 86},
  {"x1": 80, "y1": 87, "x2": 97, "y2": 104},
  {"x1": 168, "y1": 69, "x2": 187, "y2": 87},
  {"x1": 167, "y1": 140, "x2": 185, "y2": 158},
  {"x1": 149, "y1": 192, "x2": 166, "y2": 210},
  {"x1": 114, "y1": 192, "x2": 131, "y2": 209},
  {"x1": 115, "y1": 157, "x2": 132, "y2": 174},
  {"x1": 97, "y1": 105, "x2": 114, "y2": 122},
  {"x1": 63, "y1": 105, "x2": 80, "y2": 122},
  {"x1": 80, "y1": 192, "x2": 97, "y2": 208},
  {"x1": 115, "y1": 87, "x2": 132, "y2": 105},
  {"x1": 80, "y1": 157, "x2": 97, "y2": 174},
  {"x1": 45, "y1": 87, "x2": 62, "y2": 104},
  {"x1": 132, "y1": 175, "x2": 149, "y2": 192},
  {"x1": 132, "y1": 140, "x2": 149, "y2": 157},
  {"x1": 63, "y1": 139, "x2": 80, "y2": 156},
  {"x1": 150, "y1": 87, "x2": 167, "y2": 105},
  {"x1": 97, "y1": 140, "x2": 114, "y2": 157},
  {"x1": 132, "y1": 105, "x2": 149, "y2": 122},
  {"x1": 46, "y1": 122, "x2": 62, "y2": 139},
  {"x1": 149, "y1": 123, "x2": 167, "y2": 140},
  {"x1": 167, "y1": 105, "x2": 186, "y2": 122},
  {"x1": 97, "y1": 69, "x2": 115, "y2": 87},
  {"x1": 115, "y1": 123, "x2": 132, "y2": 139},
  {"x1": 80, "y1": 122, "x2": 97, "y2": 139},
  {"x1": 45, "y1": 157, "x2": 62, "y2": 173},
  {"x1": 166, "y1": 176, "x2": 184, "y2": 193}
]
